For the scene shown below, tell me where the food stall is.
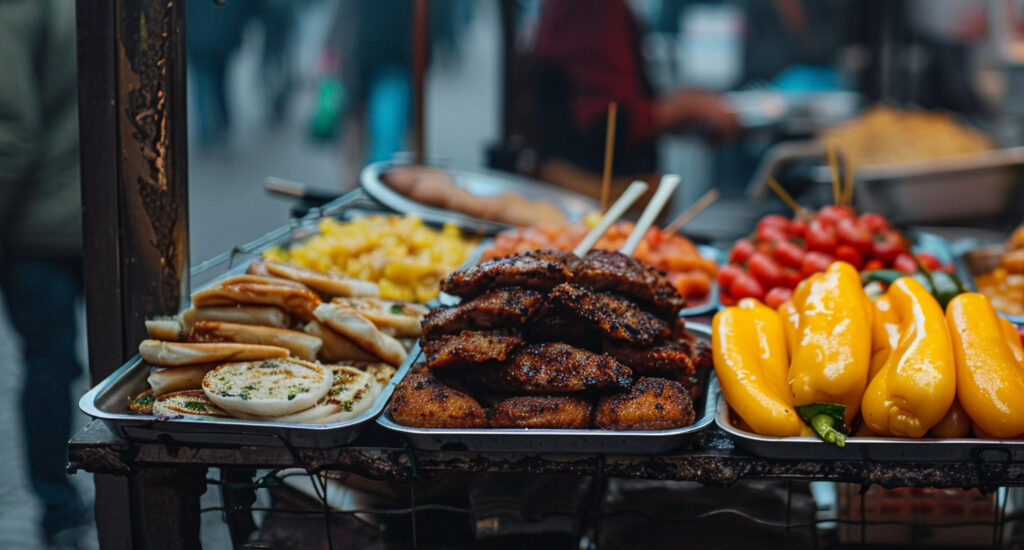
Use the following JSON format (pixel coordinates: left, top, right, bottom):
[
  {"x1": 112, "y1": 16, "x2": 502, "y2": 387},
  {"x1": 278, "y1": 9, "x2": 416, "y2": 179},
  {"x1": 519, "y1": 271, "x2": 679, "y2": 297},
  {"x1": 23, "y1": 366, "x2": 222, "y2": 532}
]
[{"x1": 69, "y1": 1, "x2": 1024, "y2": 549}]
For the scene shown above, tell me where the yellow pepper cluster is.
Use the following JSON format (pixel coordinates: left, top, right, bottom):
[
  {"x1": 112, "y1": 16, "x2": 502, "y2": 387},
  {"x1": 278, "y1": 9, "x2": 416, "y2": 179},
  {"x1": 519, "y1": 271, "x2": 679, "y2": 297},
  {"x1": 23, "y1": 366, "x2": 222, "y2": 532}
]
[
  {"x1": 264, "y1": 215, "x2": 479, "y2": 303},
  {"x1": 714, "y1": 260, "x2": 1024, "y2": 444}
]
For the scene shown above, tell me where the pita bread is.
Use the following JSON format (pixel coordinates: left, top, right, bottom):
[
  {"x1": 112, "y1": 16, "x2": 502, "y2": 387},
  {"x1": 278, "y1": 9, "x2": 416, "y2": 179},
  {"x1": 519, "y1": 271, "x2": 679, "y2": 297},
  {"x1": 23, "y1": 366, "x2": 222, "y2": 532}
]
[
  {"x1": 274, "y1": 366, "x2": 379, "y2": 423},
  {"x1": 153, "y1": 390, "x2": 230, "y2": 419},
  {"x1": 330, "y1": 297, "x2": 427, "y2": 337},
  {"x1": 189, "y1": 321, "x2": 322, "y2": 360},
  {"x1": 202, "y1": 358, "x2": 333, "y2": 418},
  {"x1": 264, "y1": 261, "x2": 380, "y2": 298},
  {"x1": 192, "y1": 283, "x2": 323, "y2": 321},
  {"x1": 148, "y1": 364, "x2": 216, "y2": 396},
  {"x1": 145, "y1": 318, "x2": 184, "y2": 341},
  {"x1": 304, "y1": 321, "x2": 380, "y2": 362},
  {"x1": 181, "y1": 306, "x2": 290, "y2": 332},
  {"x1": 139, "y1": 340, "x2": 289, "y2": 367},
  {"x1": 313, "y1": 303, "x2": 407, "y2": 366}
]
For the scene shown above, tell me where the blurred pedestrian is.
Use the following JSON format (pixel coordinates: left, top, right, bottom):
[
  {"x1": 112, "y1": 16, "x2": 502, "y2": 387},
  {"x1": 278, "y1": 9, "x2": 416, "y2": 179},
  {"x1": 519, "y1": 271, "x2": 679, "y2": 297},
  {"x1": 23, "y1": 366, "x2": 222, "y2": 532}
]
[
  {"x1": 0, "y1": 0, "x2": 86, "y2": 547},
  {"x1": 187, "y1": 0, "x2": 250, "y2": 148}
]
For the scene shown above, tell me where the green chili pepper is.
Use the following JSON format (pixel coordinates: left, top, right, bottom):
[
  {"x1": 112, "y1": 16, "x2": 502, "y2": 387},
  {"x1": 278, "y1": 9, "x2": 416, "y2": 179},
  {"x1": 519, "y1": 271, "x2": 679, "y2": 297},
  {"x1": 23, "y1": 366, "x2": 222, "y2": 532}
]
[
  {"x1": 795, "y1": 403, "x2": 848, "y2": 447},
  {"x1": 861, "y1": 269, "x2": 966, "y2": 309}
]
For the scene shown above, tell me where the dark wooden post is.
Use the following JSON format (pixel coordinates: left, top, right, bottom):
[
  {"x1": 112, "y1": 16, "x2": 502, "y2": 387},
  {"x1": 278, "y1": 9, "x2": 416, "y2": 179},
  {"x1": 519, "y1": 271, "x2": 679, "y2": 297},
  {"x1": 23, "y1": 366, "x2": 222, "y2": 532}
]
[{"x1": 77, "y1": 0, "x2": 202, "y2": 548}]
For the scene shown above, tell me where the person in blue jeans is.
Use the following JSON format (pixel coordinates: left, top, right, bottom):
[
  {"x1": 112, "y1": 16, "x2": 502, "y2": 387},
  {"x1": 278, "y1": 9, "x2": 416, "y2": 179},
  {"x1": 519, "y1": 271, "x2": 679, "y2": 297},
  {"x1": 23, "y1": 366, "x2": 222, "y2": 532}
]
[{"x1": 0, "y1": 1, "x2": 86, "y2": 547}]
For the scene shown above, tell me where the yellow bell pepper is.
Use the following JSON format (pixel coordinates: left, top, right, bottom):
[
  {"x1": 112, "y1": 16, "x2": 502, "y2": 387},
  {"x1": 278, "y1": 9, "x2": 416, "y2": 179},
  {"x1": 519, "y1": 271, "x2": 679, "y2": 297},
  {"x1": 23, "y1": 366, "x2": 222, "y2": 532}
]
[
  {"x1": 788, "y1": 262, "x2": 872, "y2": 434},
  {"x1": 947, "y1": 293, "x2": 1024, "y2": 439},
  {"x1": 869, "y1": 295, "x2": 900, "y2": 380},
  {"x1": 712, "y1": 298, "x2": 804, "y2": 437},
  {"x1": 860, "y1": 277, "x2": 956, "y2": 437},
  {"x1": 777, "y1": 300, "x2": 800, "y2": 357}
]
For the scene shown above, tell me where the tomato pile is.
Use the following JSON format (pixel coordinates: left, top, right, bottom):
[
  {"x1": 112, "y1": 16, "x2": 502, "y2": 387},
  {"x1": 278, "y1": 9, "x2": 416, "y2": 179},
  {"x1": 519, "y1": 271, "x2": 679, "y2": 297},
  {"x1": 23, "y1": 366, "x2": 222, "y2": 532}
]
[{"x1": 720, "y1": 205, "x2": 948, "y2": 308}]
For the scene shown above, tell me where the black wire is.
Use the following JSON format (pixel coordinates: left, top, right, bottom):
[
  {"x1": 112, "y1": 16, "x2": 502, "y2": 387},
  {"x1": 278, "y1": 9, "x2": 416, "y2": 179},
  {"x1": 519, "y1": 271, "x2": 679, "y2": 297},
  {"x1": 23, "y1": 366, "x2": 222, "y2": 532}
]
[{"x1": 199, "y1": 505, "x2": 474, "y2": 516}]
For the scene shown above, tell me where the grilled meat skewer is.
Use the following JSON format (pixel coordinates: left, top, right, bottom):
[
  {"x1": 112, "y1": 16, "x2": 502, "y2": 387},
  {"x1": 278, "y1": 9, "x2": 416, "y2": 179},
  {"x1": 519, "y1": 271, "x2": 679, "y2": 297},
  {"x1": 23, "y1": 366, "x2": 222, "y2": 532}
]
[
  {"x1": 422, "y1": 287, "x2": 546, "y2": 339},
  {"x1": 573, "y1": 250, "x2": 683, "y2": 319},
  {"x1": 440, "y1": 249, "x2": 575, "y2": 298}
]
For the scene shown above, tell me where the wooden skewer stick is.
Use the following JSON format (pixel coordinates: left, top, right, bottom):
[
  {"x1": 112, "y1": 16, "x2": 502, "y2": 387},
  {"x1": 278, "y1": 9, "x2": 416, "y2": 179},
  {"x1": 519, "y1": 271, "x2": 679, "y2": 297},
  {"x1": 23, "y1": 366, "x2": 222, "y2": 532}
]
[
  {"x1": 766, "y1": 177, "x2": 804, "y2": 216},
  {"x1": 620, "y1": 174, "x2": 681, "y2": 257},
  {"x1": 573, "y1": 180, "x2": 649, "y2": 258},
  {"x1": 600, "y1": 102, "x2": 618, "y2": 213},
  {"x1": 842, "y1": 162, "x2": 856, "y2": 207},
  {"x1": 827, "y1": 144, "x2": 841, "y2": 205},
  {"x1": 664, "y1": 188, "x2": 720, "y2": 235}
]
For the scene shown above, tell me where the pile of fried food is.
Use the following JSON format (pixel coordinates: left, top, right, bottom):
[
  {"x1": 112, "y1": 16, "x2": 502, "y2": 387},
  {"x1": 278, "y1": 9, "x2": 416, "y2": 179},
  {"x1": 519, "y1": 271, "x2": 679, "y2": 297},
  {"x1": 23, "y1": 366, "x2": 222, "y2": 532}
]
[
  {"x1": 481, "y1": 219, "x2": 717, "y2": 305},
  {"x1": 381, "y1": 166, "x2": 569, "y2": 227},
  {"x1": 263, "y1": 215, "x2": 479, "y2": 302},
  {"x1": 129, "y1": 260, "x2": 428, "y2": 423},
  {"x1": 821, "y1": 105, "x2": 992, "y2": 168},
  {"x1": 389, "y1": 249, "x2": 713, "y2": 431}
]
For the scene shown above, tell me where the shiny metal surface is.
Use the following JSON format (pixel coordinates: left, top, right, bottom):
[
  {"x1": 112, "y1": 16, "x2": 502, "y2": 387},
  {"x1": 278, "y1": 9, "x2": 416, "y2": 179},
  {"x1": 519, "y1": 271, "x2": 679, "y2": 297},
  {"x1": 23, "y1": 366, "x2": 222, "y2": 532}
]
[
  {"x1": 361, "y1": 160, "x2": 598, "y2": 235},
  {"x1": 376, "y1": 325, "x2": 719, "y2": 454}
]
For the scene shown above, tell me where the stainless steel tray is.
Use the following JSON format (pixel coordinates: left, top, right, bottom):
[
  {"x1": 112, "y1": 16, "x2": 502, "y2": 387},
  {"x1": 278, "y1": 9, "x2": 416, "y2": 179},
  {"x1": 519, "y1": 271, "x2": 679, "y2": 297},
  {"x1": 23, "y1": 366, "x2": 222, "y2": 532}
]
[
  {"x1": 956, "y1": 243, "x2": 1024, "y2": 325},
  {"x1": 79, "y1": 345, "x2": 416, "y2": 448},
  {"x1": 716, "y1": 393, "x2": 1024, "y2": 462},
  {"x1": 361, "y1": 160, "x2": 598, "y2": 235},
  {"x1": 376, "y1": 325, "x2": 718, "y2": 454}
]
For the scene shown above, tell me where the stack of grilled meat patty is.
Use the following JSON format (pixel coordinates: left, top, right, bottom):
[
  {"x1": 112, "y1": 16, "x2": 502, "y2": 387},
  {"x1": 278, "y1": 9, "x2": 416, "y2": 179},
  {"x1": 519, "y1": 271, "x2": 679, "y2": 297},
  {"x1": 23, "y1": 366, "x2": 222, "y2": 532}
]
[{"x1": 389, "y1": 249, "x2": 712, "y2": 430}]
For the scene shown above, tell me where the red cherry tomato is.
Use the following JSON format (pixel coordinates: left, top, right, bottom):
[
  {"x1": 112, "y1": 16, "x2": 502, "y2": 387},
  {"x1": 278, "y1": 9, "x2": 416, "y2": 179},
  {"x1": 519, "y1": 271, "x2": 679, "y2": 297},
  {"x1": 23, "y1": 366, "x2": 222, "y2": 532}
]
[
  {"x1": 801, "y1": 251, "x2": 833, "y2": 278},
  {"x1": 764, "y1": 287, "x2": 794, "y2": 309},
  {"x1": 806, "y1": 220, "x2": 838, "y2": 253},
  {"x1": 728, "y1": 239, "x2": 755, "y2": 265},
  {"x1": 783, "y1": 268, "x2": 804, "y2": 289},
  {"x1": 756, "y1": 224, "x2": 788, "y2": 245},
  {"x1": 729, "y1": 271, "x2": 766, "y2": 301},
  {"x1": 863, "y1": 259, "x2": 884, "y2": 271},
  {"x1": 788, "y1": 217, "x2": 809, "y2": 239},
  {"x1": 773, "y1": 240, "x2": 806, "y2": 269},
  {"x1": 717, "y1": 264, "x2": 744, "y2": 291},
  {"x1": 871, "y1": 230, "x2": 905, "y2": 264},
  {"x1": 894, "y1": 253, "x2": 918, "y2": 274},
  {"x1": 758, "y1": 214, "x2": 791, "y2": 230},
  {"x1": 915, "y1": 252, "x2": 941, "y2": 271},
  {"x1": 858, "y1": 212, "x2": 890, "y2": 233},
  {"x1": 1019, "y1": 326, "x2": 1024, "y2": 349},
  {"x1": 836, "y1": 218, "x2": 874, "y2": 255},
  {"x1": 834, "y1": 244, "x2": 864, "y2": 270},
  {"x1": 816, "y1": 205, "x2": 856, "y2": 226},
  {"x1": 747, "y1": 252, "x2": 786, "y2": 289}
]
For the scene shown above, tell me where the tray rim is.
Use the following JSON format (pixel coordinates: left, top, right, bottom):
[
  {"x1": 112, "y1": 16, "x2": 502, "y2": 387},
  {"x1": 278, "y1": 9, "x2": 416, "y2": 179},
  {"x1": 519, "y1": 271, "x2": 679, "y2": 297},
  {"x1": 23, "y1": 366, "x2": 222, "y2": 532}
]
[{"x1": 375, "y1": 324, "x2": 719, "y2": 453}]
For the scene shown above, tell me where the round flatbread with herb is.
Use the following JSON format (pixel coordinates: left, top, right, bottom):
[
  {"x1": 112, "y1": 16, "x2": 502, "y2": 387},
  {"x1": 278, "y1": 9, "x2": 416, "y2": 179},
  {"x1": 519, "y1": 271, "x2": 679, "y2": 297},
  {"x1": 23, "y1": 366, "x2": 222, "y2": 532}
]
[
  {"x1": 153, "y1": 390, "x2": 230, "y2": 419},
  {"x1": 202, "y1": 358, "x2": 333, "y2": 418},
  {"x1": 274, "y1": 365, "x2": 380, "y2": 424}
]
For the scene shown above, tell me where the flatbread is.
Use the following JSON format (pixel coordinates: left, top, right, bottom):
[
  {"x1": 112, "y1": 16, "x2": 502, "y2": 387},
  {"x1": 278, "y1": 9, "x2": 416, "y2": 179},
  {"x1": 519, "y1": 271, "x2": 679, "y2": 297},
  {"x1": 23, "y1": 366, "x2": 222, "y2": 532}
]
[
  {"x1": 264, "y1": 261, "x2": 380, "y2": 298},
  {"x1": 274, "y1": 366, "x2": 379, "y2": 423},
  {"x1": 202, "y1": 358, "x2": 333, "y2": 418},
  {"x1": 181, "y1": 306, "x2": 290, "y2": 332},
  {"x1": 313, "y1": 303, "x2": 407, "y2": 366},
  {"x1": 148, "y1": 364, "x2": 216, "y2": 396},
  {"x1": 139, "y1": 340, "x2": 289, "y2": 367},
  {"x1": 145, "y1": 318, "x2": 184, "y2": 341},
  {"x1": 192, "y1": 283, "x2": 323, "y2": 321},
  {"x1": 153, "y1": 390, "x2": 230, "y2": 419},
  {"x1": 304, "y1": 321, "x2": 380, "y2": 362},
  {"x1": 330, "y1": 297, "x2": 427, "y2": 337},
  {"x1": 189, "y1": 321, "x2": 322, "y2": 361}
]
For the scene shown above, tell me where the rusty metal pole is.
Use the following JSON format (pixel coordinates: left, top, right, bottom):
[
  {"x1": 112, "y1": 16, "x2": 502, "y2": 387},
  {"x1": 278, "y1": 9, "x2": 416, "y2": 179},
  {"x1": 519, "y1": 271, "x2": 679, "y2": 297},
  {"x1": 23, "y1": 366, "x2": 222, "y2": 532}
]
[
  {"x1": 77, "y1": 0, "x2": 201, "y2": 548},
  {"x1": 412, "y1": 0, "x2": 429, "y2": 164}
]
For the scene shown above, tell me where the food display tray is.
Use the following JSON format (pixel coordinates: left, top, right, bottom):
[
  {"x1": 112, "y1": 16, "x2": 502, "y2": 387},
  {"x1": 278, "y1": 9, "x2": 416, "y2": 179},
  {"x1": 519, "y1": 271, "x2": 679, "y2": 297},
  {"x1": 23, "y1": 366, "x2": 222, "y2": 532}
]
[
  {"x1": 79, "y1": 339, "x2": 418, "y2": 449},
  {"x1": 376, "y1": 325, "x2": 719, "y2": 455},
  {"x1": 716, "y1": 394, "x2": 1024, "y2": 462},
  {"x1": 956, "y1": 243, "x2": 1024, "y2": 325}
]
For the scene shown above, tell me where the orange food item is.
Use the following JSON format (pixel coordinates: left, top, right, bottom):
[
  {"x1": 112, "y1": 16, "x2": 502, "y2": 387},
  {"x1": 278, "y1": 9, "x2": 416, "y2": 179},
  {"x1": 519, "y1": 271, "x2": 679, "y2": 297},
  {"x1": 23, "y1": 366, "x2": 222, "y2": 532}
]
[{"x1": 481, "y1": 221, "x2": 717, "y2": 303}]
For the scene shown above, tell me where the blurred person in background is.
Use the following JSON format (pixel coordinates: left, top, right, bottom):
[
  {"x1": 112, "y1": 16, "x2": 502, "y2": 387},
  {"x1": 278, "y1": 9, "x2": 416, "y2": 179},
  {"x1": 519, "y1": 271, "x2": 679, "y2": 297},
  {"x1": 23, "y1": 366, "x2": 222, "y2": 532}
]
[
  {"x1": 314, "y1": 0, "x2": 472, "y2": 165},
  {"x1": 0, "y1": 0, "x2": 86, "y2": 547},
  {"x1": 533, "y1": 0, "x2": 741, "y2": 199},
  {"x1": 187, "y1": 0, "x2": 249, "y2": 148}
]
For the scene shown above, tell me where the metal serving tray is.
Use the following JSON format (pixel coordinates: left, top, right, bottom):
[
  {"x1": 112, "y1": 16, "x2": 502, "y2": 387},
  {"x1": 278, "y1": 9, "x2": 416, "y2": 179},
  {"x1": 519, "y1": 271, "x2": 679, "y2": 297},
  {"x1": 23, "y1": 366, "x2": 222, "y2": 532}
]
[
  {"x1": 716, "y1": 393, "x2": 1024, "y2": 462},
  {"x1": 78, "y1": 346, "x2": 415, "y2": 449},
  {"x1": 361, "y1": 160, "x2": 598, "y2": 235},
  {"x1": 376, "y1": 325, "x2": 718, "y2": 455},
  {"x1": 78, "y1": 191, "x2": 419, "y2": 448},
  {"x1": 957, "y1": 243, "x2": 1024, "y2": 325}
]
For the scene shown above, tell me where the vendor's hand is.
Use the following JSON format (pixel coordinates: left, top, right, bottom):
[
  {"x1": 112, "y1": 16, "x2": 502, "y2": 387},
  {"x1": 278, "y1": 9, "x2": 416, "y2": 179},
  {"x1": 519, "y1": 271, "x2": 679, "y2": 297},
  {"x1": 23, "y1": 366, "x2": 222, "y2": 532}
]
[{"x1": 657, "y1": 90, "x2": 742, "y2": 143}]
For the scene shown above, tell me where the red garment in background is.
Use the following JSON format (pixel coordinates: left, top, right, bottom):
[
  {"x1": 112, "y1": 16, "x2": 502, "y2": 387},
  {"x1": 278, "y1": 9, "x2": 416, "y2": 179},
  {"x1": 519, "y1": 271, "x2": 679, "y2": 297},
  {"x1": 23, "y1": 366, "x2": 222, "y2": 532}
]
[{"x1": 535, "y1": 0, "x2": 657, "y2": 146}]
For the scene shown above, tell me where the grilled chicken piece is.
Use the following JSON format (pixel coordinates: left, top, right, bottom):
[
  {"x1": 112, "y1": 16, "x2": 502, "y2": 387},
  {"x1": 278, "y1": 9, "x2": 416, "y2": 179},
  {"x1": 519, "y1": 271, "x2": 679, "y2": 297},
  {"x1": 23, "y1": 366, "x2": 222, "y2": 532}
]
[
  {"x1": 422, "y1": 287, "x2": 546, "y2": 339},
  {"x1": 549, "y1": 284, "x2": 669, "y2": 347},
  {"x1": 467, "y1": 343, "x2": 632, "y2": 393},
  {"x1": 489, "y1": 396, "x2": 592, "y2": 429},
  {"x1": 594, "y1": 377, "x2": 695, "y2": 430},
  {"x1": 389, "y1": 368, "x2": 487, "y2": 428},
  {"x1": 525, "y1": 313, "x2": 597, "y2": 349},
  {"x1": 603, "y1": 335, "x2": 712, "y2": 377},
  {"x1": 422, "y1": 329, "x2": 523, "y2": 369},
  {"x1": 440, "y1": 249, "x2": 575, "y2": 297},
  {"x1": 573, "y1": 250, "x2": 684, "y2": 319}
]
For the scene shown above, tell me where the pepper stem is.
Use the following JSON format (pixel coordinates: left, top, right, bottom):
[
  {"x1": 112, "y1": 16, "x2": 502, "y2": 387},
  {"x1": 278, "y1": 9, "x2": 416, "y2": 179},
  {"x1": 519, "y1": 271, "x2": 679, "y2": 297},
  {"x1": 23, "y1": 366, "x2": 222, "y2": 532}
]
[{"x1": 810, "y1": 413, "x2": 846, "y2": 447}]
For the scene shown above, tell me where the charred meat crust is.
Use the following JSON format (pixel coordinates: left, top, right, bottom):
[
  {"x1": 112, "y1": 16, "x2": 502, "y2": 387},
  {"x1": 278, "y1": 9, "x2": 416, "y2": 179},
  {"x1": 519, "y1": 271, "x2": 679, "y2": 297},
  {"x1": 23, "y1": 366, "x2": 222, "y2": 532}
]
[
  {"x1": 466, "y1": 343, "x2": 632, "y2": 393},
  {"x1": 548, "y1": 283, "x2": 669, "y2": 347},
  {"x1": 440, "y1": 249, "x2": 575, "y2": 297},
  {"x1": 422, "y1": 287, "x2": 547, "y2": 339},
  {"x1": 594, "y1": 377, "x2": 695, "y2": 430},
  {"x1": 573, "y1": 250, "x2": 684, "y2": 319},
  {"x1": 389, "y1": 370, "x2": 487, "y2": 428},
  {"x1": 489, "y1": 396, "x2": 592, "y2": 428}
]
